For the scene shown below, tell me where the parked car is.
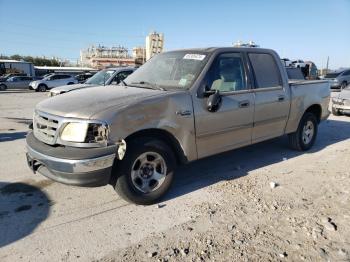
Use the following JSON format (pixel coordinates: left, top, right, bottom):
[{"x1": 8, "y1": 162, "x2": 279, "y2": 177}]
[
  {"x1": 304, "y1": 61, "x2": 319, "y2": 80},
  {"x1": 292, "y1": 60, "x2": 306, "y2": 68},
  {"x1": 332, "y1": 84, "x2": 350, "y2": 115},
  {"x1": 29, "y1": 74, "x2": 78, "y2": 92},
  {"x1": 0, "y1": 76, "x2": 33, "y2": 90},
  {"x1": 26, "y1": 47, "x2": 330, "y2": 205},
  {"x1": 75, "y1": 72, "x2": 95, "y2": 83},
  {"x1": 0, "y1": 73, "x2": 27, "y2": 82},
  {"x1": 281, "y1": 58, "x2": 292, "y2": 67},
  {"x1": 49, "y1": 67, "x2": 135, "y2": 96},
  {"x1": 324, "y1": 69, "x2": 350, "y2": 90},
  {"x1": 286, "y1": 67, "x2": 305, "y2": 81}
]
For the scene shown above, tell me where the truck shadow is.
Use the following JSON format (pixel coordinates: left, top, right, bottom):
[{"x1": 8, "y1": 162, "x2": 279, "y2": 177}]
[
  {"x1": 165, "y1": 118, "x2": 350, "y2": 201},
  {"x1": 0, "y1": 132, "x2": 27, "y2": 142},
  {"x1": 5, "y1": 117, "x2": 32, "y2": 125},
  {"x1": 0, "y1": 181, "x2": 51, "y2": 247}
]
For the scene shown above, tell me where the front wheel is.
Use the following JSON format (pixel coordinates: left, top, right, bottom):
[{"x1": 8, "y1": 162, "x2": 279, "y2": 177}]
[
  {"x1": 38, "y1": 84, "x2": 47, "y2": 92},
  {"x1": 112, "y1": 138, "x2": 176, "y2": 205},
  {"x1": 288, "y1": 112, "x2": 318, "y2": 151},
  {"x1": 332, "y1": 107, "x2": 341, "y2": 116},
  {"x1": 0, "y1": 84, "x2": 7, "y2": 91}
]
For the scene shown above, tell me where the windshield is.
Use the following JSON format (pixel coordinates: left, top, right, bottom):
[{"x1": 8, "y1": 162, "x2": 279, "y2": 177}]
[
  {"x1": 124, "y1": 51, "x2": 209, "y2": 90},
  {"x1": 42, "y1": 74, "x2": 54, "y2": 80},
  {"x1": 85, "y1": 70, "x2": 116, "y2": 85},
  {"x1": 325, "y1": 72, "x2": 341, "y2": 78}
]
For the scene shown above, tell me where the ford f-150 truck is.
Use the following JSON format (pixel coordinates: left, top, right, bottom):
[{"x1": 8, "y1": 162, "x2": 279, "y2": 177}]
[{"x1": 26, "y1": 47, "x2": 330, "y2": 205}]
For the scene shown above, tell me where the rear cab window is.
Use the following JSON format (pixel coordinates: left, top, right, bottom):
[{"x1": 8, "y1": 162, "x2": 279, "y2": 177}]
[{"x1": 248, "y1": 53, "x2": 282, "y2": 88}]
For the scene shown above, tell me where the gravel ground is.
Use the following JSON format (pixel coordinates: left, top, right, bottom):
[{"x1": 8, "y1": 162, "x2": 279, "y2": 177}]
[{"x1": 0, "y1": 90, "x2": 349, "y2": 262}]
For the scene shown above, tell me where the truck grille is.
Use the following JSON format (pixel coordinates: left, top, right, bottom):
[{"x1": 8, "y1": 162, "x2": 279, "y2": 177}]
[{"x1": 33, "y1": 112, "x2": 60, "y2": 145}]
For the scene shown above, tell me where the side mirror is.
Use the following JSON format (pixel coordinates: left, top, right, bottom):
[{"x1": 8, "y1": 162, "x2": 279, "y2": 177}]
[{"x1": 207, "y1": 90, "x2": 222, "y2": 112}]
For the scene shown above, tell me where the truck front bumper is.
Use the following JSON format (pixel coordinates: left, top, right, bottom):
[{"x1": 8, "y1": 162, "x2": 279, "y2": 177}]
[
  {"x1": 26, "y1": 132, "x2": 117, "y2": 187},
  {"x1": 332, "y1": 103, "x2": 350, "y2": 114}
]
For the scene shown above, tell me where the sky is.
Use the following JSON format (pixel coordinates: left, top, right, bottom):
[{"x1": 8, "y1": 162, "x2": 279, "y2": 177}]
[{"x1": 0, "y1": 0, "x2": 349, "y2": 69}]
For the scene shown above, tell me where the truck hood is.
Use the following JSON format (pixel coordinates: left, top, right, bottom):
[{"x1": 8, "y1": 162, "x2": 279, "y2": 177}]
[
  {"x1": 51, "y1": 83, "x2": 95, "y2": 93},
  {"x1": 36, "y1": 85, "x2": 166, "y2": 119}
]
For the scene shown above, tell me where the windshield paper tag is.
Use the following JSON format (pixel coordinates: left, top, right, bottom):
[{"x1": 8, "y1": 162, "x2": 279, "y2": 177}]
[{"x1": 183, "y1": 54, "x2": 206, "y2": 60}]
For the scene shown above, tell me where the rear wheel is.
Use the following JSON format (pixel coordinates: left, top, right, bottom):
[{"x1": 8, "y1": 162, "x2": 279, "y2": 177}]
[
  {"x1": 38, "y1": 84, "x2": 47, "y2": 92},
  {"x1": 67, "y1": 82, "x2": 74, "y2": 85},
  {"x1": 111, "y1": 138, "x2": 176, "y2": 205},
  {"x1": 288, "y1": 112, "x2": 318, "y2": 151},
  {"x1": 0, "y1": 84, "x2": 7, "y2": 91}
]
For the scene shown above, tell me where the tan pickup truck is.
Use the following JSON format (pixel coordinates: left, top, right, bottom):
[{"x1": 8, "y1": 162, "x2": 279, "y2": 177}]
[{"x1": 26, "y1": 47, "x2": 330, "y2": 204}]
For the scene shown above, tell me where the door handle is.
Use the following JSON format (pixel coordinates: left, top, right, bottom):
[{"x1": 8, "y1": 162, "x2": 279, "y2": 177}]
[
  {"x1": 239, "y1": 100, "x2": 250, "y2": 108},
  {"x1": 278, "y1": 95, "x2": 285, "y2": 102},
  {"x1": 176, "y1": 110, "x2": 192, "y2": 116}
]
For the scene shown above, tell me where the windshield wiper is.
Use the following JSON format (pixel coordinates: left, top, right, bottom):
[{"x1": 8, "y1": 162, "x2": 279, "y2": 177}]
[{"x1": 129, "y1": 81, "x2": 165, "y2": 91}]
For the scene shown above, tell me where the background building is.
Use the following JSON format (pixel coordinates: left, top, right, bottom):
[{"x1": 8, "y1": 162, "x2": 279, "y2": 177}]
[
  {"x1": 80, "y1": 45, "x2": 134, "y2": 69},
  {"x1": 132, "y1": 47, "x2": 146, "y2": 65},
  {"x1": 145, "y1": 32, "x2": 164, "y2": 61},
  {"x1": 79, "y1": 32, "x2": 164, "y2": 68}
]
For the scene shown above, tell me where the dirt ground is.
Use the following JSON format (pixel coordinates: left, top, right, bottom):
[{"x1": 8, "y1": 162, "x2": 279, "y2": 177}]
[{"x1": 0, "y1": 90, "x2": 349, "y2": 262}]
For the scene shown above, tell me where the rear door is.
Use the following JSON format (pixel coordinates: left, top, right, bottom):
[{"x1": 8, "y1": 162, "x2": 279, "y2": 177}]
[
  {"x1": 247, "y1": 52, "x2": 290, "y2": 143},
  {"x1": 193, "y1": 52, "x2": 255, "y2": 158},
  {"x1": 60, "y1": 75, "x2": 71, "y2": 85}
]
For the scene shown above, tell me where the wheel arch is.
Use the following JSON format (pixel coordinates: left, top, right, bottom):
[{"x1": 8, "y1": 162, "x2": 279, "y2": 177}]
[
  {"x1": 124, "y1": 128, "x2": 188, "y2": 165},
  {"x1": 304, "y1": 104, "x2": 322, "y2": 123},
  {"x1": 38, "y1": 83, "x2": 48, "y2": 88}
]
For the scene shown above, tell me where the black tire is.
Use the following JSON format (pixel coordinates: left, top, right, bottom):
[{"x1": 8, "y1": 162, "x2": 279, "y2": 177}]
[
  {"x1": 0, "y1": 84, "x2": 7, "y2": 91},
  {"x1": 288, "y1": 112, "x2": 318, "y2": 151},
  {"x1": 112, "y1": 137, "x2": 176, "y2": 205},
  {"x1": 332, "y1": 107, "x2": 341, "y2": 116},
  {"x1": 341, "y1": 81, "x2": 347, "y2": 90},
  {"x1": 67, "y1": 82, "x2": 74, "y2": 85},
  {"x1": 38, "y1": 84, "x2": 47, "y2": 92}
]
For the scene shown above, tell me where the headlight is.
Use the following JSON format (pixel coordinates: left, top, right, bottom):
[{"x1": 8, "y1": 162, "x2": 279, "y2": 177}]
[
  {"x1": 61, "y1": 122, "x2": 89, "y2": 142},
  {"x1": 60, "y1": 122, "x2": 109, "y2": 145},
  {"x1": 332, "y1": 98, "x2": 343, "y2": 104},
  {"x1": 49, "y1": 91, "x2": 58, "y2": 97}
]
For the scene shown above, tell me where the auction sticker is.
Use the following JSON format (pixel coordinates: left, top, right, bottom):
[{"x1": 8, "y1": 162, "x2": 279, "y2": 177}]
[{"x1": 183, "y1": 54, "x2": 206, "y2": 60}]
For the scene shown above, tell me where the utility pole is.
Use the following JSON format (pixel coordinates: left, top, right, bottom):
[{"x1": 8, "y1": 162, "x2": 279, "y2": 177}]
[{"x1": 326, "y1": 56, "x2": 329, "y2": 73}]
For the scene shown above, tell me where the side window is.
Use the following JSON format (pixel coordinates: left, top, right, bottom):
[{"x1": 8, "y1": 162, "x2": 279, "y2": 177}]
[
  {"x1": 343, "y1": 70, "x2": 350, "y2": 76},
  {"x1": 114, "y1": 71, "x2": 133, "y2": 82},
  {"x1": 207, "y1": 53, "x2": 247, "y2": 92},
  {"x1": 51, "y1": 75, "x2": 59, "y2": 80},
  {"x1": 61, "y1": 75, "x2": 70, "y2": 79},
  {"x1": 248, "y1": 53, "x2": 281, "y2": 88}
]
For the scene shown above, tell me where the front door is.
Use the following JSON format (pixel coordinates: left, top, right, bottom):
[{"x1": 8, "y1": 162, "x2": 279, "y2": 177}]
[
  {"x1": 247, "y1": 52, "x2": 290, "y2": 142},
  {"x1": 193, "y1": 52, "x2": 255, "y2": 158}
]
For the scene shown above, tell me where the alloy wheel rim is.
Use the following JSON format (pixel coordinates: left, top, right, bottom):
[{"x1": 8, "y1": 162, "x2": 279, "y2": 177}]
[
  {"x1": 131, "y1": 152, "x2": 167, "y2": 193},
  {"x1": 302, "y1": 120, "x2": 314, "y2": 145}
]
